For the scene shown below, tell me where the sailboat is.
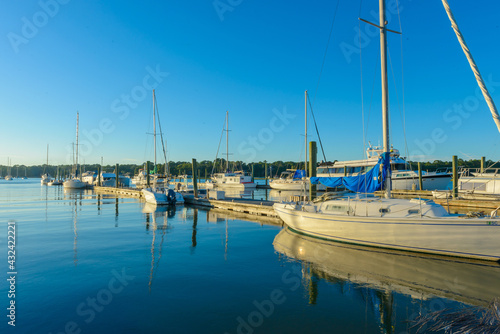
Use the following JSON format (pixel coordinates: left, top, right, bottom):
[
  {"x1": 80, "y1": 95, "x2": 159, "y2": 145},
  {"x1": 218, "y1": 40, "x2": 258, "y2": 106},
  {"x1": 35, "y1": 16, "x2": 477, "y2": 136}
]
[
  {"x1": 270, "y1": 91, "x2": 310, "y2": 191},
  {"x1": 41, "y1": 144, "x2": 53, "y2": 185},
  {"x1": 4, "y1": 158, "x2": 13, "y2": 180},
  {"x1": 63, "y1": 112, "x2": 87, "y2": 189},
  {"x1": 141, "y1": 90, "x2": 183, "y2": 205},
  {"x1": 132, "y1": 90, "x2": 168, "y2": 189},
  {"x1": 207, "y1": 111, "x2": 256, "y2": 189},
  {"x1": 274, "y1": 0, "x2": 500, "y2": 262}
]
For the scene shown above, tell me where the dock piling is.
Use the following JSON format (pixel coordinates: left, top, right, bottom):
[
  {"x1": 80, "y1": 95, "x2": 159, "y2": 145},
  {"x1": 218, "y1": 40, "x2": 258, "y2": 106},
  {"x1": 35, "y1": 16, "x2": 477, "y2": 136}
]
[
  {"x1": 481, "y1": 156, "x2": 485, "y2": 173},
  {"x1": 309, "y1": 141, "x2": 317, "y2": 201},
  {"x1": 115, "y1": 164, "x2": 119, "y2": 188},
  {"x1": 452, "y1": 155, "x2": 458, "y2": 199},
  {"x1": 264, "y1": 161, "x2": 268, "y2": 186},
  {"x1": 418, "y1": 162, "x2": 423, "y2": 191},
  {"x1": 192, "y1": 158, "x2": 198, "y2": 197}
]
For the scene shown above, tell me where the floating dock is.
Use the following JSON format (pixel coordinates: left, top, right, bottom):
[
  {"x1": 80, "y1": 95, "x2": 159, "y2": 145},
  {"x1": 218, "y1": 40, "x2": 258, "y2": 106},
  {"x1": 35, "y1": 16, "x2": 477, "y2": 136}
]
[
  {"x1": 94, "y1": 186, "x2": 143, "y2": 198},
  {"x1": 183, "y1": 195, "x2": 279, "y2": 218},
  {"x1": 375, "y1": 189, "x2": 500, "y2": 210}
]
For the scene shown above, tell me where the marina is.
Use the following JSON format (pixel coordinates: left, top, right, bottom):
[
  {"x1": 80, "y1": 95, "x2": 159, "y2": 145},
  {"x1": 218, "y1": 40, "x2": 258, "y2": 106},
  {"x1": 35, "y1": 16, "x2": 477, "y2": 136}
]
[
  {"x1": 2, "y1": 178, "x2": 500, "y2": 334},
  {"x1": 3, "y1": 0, "x2": 500, "y2": 333}
]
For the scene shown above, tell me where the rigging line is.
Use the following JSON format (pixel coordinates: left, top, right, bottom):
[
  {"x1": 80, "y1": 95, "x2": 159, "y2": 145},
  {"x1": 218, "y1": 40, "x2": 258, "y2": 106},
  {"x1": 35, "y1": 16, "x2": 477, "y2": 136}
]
[
  {"x1": 306, "y1": 91, "x2": 328, "y2": 168},
  {"x1": 154, "y1": 94, "x2": 168, "y2": 169},
  {"x1": 364, "y1": 55, "x2": 378, "y2": 146},
  {"x1": 395, "y1": 0, "x2": 409, "y2": 164},
  {"x1": 211, "y1": 117, "x2": 227, "y2": 175},
  {"x1": 358, "y1": 15, "x2": 368, "y2": 193},
  {"x1": 311, "y1": 0, "x2": 340, "y2": 108}
]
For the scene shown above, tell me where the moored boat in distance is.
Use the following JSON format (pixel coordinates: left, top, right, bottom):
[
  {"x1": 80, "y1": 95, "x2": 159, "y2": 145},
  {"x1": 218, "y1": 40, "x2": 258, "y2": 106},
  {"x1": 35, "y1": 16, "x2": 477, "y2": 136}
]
[
  {"x1": 142, "y1": 187, "x2": 184, "y2": 205},
  {"x1": 317, "y1": 145, "x2": 451, "y2": 191},
  {"x1": 269, "y1": 169, "x2": 309, "y2": 191}
]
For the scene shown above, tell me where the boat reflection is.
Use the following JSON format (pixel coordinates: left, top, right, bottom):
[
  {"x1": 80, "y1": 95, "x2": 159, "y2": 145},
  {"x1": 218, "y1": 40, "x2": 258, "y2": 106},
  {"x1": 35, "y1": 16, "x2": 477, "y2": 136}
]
[
  {"x1": 143, "y1": 203, "x2": 176, "y2": 292},
  {"x1": 273, "y1": 228, "x2": 500, "y2": 308}
]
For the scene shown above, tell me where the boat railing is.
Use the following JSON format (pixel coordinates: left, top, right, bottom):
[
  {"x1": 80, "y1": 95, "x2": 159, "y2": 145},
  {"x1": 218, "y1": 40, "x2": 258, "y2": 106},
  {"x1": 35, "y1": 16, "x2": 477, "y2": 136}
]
[{"x1": 459, "y1": 167, "x2": 500, "y2": 177}]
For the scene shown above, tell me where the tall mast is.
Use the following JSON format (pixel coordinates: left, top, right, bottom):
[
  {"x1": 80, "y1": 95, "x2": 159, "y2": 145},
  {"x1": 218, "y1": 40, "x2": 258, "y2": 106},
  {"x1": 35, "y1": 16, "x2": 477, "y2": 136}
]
[
  {"x1": 76, "y1": 112, "x2": 79, "y2": 177},
  {"x1": 46, "y1": 144, "x2": 49, "y2": 167},
  {"x1": 379, "y1": 0, "x2": 391, "y2": 198},
  {"x1": 153, "y1": 90, "x2": 157, "y2": 170},
  {"x1": 226, "y1": 111, "x2": 229, "y2": 172},
  {"x1": 305, "y1": 90, "x2": 308, "y2": 176}
]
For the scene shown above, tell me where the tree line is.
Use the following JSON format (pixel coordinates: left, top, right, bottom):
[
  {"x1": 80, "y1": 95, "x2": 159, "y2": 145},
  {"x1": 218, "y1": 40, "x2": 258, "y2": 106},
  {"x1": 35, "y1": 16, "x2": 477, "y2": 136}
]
[{"x1": 1, "y1": 158, "x2": 497, "y2": 178}]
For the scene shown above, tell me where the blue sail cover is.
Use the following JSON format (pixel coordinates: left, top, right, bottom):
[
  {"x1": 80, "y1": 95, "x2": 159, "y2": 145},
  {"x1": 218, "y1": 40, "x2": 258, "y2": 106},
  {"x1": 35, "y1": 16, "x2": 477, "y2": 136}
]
[
  {"x1": 310, "y1": 153, "x2": 390, "y2": 193},
  {"x1": 293, "y1": 170, "x2": 306, "y2": 179}
]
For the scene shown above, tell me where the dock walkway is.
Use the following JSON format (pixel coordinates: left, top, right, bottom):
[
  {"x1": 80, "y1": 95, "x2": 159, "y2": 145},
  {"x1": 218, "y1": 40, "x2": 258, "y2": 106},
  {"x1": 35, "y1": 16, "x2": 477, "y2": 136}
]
[{"x1": 183, "y1": 195, "x2": 278, "y2": 218}]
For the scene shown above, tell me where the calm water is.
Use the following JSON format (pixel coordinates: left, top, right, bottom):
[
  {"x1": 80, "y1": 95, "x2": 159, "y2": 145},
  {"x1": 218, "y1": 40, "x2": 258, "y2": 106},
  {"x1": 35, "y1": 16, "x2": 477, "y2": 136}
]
[{"x1": 1, "y1": 179, "x2": 499, "y2": 334}]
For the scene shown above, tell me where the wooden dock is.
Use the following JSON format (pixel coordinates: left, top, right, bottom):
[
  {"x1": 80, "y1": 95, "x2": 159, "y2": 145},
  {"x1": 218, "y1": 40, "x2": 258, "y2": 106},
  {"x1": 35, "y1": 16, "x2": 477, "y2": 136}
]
[
  {"x1": 375, "y1": 189, "x2": 500, "y2": 210},
  {"x1": 94, "y1": 186, "x2": 143, "y2": 198},
  {"x1": 183, "y1": 195, "x2": 279, "y2": 218}
]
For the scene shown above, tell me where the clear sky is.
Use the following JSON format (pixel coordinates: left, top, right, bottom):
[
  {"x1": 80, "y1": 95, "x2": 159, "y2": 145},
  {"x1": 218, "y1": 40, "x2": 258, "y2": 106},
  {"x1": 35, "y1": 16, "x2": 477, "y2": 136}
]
[{"x1": 1, "y1": 0, "x2": 500, "y2": 166}]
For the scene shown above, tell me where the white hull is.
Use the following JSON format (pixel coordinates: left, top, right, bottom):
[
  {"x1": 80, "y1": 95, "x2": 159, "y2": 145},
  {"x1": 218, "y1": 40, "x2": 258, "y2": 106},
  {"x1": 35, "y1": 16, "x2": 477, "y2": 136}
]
[
  {"x1": 142, "y1": 188, "x2": 184, "y2": 205},
  {"x1": 274, "y1": 202, "x2": 500, "y2": 262},
  {"x1": 269, "y1": 180, "x2": 309, "y2": 191},
  {"x1": 391, "y1": 174, "x2": 451, "y2": 190},
  {"x1": 63, "y1": 179, "x2": 87, "y2": 189},
  {"x1": 459, "y1": 174, "x2": 500, "y2": 194}
]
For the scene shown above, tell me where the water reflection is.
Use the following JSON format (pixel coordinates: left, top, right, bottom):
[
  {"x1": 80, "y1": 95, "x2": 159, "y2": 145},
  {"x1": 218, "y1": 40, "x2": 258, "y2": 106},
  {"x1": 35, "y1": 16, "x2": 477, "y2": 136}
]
[
  {"x1": 142, "y1": 203, "x2": 176, "y2": 292},
  {"x1": 273, "y1": 228, "x2": 500, "y2": 309}
]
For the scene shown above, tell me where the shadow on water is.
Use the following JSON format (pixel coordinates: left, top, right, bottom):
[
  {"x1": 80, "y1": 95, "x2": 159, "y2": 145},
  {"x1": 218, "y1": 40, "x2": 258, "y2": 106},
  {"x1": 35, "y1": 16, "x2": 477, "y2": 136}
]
[{"x1": 273, "y1": 228, "x2": 500, "y2": 333}]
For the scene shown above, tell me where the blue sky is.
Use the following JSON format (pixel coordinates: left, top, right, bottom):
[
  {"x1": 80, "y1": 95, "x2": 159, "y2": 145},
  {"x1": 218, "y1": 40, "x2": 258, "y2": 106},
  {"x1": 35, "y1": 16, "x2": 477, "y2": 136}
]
[{"x1": 1, "y1": 0, "x2": 500, "y2": 166}]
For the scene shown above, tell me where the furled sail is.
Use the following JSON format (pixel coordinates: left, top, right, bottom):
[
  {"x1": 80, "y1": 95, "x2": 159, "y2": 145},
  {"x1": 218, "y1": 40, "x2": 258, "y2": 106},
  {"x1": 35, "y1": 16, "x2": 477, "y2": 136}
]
[{"x1": 310, "y1": 153, "x2": 389, "y2": 193}]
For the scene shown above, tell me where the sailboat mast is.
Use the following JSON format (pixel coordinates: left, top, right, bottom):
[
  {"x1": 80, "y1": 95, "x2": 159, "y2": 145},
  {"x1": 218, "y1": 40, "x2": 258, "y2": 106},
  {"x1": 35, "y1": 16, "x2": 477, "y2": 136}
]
[
  {"x1": 305, "y1": 90, "x2": 308, "y2": 176},
  {"x1": 379, "y1": 0, "x2": 391, "y2": 198},
  {"x1": 76, "y1": 112, "x2": 79, "y2": 177},
  {"x1": 226, "y1": 110, "x2": 229, "y2": 172},
  {"x1": 153, "y1": 90, "x2": 157, "y2": 171},
  {"x1": 46, "y1": 144, "x2": 49, "y2": 167}
]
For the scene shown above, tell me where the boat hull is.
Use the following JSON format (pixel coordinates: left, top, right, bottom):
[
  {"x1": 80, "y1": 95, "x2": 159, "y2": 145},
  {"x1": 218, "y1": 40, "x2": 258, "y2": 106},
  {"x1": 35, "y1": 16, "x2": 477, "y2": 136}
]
[
  {"x1": 274, "y1": 203, "x2": 500, "y2": 262},
  {"x1": 142, "y1": 188, "x2": 184, "y2": 205},
  {"x1": 269, "y1": 180, "x2": 309, "y2": 191},
  {"x1": 63, "y1": 179, "x2": 87, "y2": 189}
]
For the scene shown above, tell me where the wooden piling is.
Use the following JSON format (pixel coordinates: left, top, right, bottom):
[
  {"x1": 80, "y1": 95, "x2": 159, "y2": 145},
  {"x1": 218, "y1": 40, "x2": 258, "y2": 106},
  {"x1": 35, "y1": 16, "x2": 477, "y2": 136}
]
[
  {"x1": 309, "y1": 141, "x2": 317, "y2": 201},
  {"x1": 481, "y1": 156, "x2": 485, "y2": 173},
  {"x1": 146, "y1": 161, "x2": 150, "y2": 187},
  {"x1": 192, "y1": 158, "x2": 198, "y2": 197},
  {"x1": 264, "y1": 161, "x2": 268, "y2": 186},
  {"x1": 97, "y1": 165, "x2": 101, "y2": 186},
  {"x1": 452, "y1": 155, "x2": 458, "y2": 199},
  {"x1": 418, "y1": 162, "x2": 423, "y2": 191},
  {"x1": 251, "y1": 164, "x2": 254, "y2": 183},
  {"x1": 115, "y1": 164, "x2": 119, "y2": 188}
]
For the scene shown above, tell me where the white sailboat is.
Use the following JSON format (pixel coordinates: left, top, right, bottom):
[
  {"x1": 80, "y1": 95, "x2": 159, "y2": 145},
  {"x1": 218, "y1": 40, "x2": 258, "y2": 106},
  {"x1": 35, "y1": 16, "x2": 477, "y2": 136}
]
[
  {"x1": 274, "y1": 0, "x2": 500, "y2": 262},
  {"x1": 41, "y1": 145, "x2": 53, "y2": 185},
  {"x1": 4, "y1": 158, "x2": 13, "y2": 181},
  {"x1": 270, "y1": 91, "x2": 310, "y2": 191},
  {"x1": 207, "y1": 111, "x2": 256, "y2": 189},
  {"x1": 141, "y1": 90, "x2": 182, "y2": 205},
  {"x1": 63, "y1": 112, "x2": 87, "y2": 189},
  {"x1": 133, "y1": 90, "x2": 168, "y2": 189}
]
